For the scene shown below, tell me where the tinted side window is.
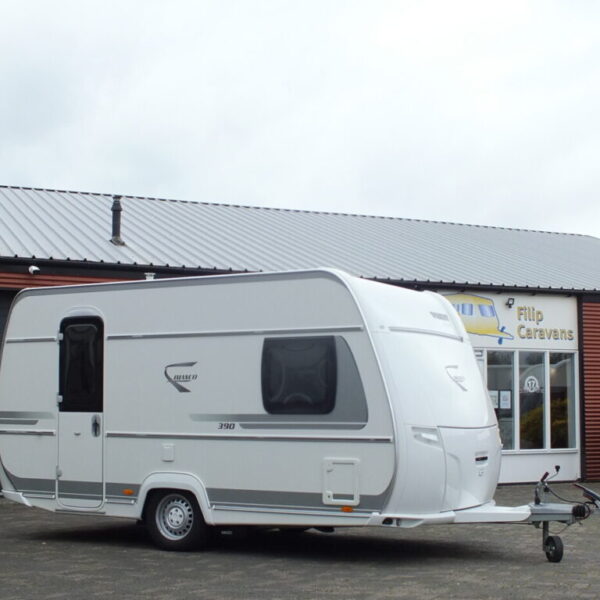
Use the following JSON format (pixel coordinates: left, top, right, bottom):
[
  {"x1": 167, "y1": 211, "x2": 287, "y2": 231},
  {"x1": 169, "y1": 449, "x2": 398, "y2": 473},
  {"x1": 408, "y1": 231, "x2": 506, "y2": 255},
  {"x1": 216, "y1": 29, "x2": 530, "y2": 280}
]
[
  {"x1": 262, "y1": 336, "x2": 336, "y2": 415},
  {"x1": 59, "y1": 317, "x2": 104, "y2": 412}
]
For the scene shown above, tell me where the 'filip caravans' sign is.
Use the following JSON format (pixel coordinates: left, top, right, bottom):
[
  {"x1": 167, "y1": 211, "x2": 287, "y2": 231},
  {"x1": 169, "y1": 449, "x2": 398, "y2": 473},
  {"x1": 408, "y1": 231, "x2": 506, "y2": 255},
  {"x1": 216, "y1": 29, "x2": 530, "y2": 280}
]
[{"x1": 440, "y1": 292, "x2": 577, "y2": 350}]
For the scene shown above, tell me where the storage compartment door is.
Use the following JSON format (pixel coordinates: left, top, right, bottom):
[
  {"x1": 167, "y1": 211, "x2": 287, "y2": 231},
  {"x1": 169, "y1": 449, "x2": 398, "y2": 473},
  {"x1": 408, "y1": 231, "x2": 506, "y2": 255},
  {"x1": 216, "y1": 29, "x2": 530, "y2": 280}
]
[{"x1": 322, "y1": 458, "x2": 360, "y2": 506}]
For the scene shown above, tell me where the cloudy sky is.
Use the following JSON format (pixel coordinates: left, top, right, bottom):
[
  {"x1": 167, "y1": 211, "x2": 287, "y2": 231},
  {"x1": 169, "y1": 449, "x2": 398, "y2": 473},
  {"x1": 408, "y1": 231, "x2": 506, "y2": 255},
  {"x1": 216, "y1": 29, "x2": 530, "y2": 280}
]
[{"x1": 1, "y1": 1, "x2": 599, "y2": 237}]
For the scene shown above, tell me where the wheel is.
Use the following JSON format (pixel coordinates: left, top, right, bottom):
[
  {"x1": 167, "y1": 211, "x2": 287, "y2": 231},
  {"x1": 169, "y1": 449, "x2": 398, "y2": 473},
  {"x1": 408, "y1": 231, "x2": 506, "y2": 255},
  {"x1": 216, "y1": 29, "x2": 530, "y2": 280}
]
[
  {"x1": 145, "y1": 490, "x2": 209, "y2": 551},
  {"x1": 544, "y1": 535, "x2": 564, "y2": 563}
]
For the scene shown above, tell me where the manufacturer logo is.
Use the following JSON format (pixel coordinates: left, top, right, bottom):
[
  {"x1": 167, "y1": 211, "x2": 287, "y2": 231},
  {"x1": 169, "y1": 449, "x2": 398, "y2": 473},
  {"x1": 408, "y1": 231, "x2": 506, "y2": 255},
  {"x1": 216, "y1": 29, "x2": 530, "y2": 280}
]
[
  {"x1": 445, "y1": 365, "x2": 468, "y2": 391},
  {"x1": 164, "y1": 362, "x2": 198, "y2": 393}
]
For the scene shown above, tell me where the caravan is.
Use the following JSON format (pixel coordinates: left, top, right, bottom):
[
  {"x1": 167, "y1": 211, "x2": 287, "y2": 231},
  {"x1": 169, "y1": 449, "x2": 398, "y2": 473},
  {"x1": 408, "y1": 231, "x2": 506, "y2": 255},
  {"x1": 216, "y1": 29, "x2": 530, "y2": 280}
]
[{"x1": 0, "y1": 269, "x2": 592, "y2": 560}]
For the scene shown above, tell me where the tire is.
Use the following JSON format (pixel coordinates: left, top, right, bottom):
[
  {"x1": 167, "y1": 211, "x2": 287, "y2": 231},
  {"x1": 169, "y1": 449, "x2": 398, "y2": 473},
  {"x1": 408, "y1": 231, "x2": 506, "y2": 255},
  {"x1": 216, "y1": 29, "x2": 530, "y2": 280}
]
[
  {"x1": 145, "y1": 490, "x2": 209, "y2": 551},
  {"x1": 544, "y1": 535, "x2": 564, "y2": 563}
]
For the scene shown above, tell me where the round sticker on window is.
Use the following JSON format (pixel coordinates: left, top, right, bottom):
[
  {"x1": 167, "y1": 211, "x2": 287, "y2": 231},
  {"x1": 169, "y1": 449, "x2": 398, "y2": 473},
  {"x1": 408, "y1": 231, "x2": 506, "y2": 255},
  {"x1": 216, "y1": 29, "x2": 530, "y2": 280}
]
[{"x1": 523, "y1": 375, "x2": 540, "y2": 393}]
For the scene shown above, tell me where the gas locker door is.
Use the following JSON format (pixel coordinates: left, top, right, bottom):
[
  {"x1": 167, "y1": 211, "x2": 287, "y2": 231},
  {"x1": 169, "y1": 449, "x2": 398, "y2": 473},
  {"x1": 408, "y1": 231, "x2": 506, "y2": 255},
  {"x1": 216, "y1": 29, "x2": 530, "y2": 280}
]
[
  {"x1": 322, "y1": 458, "x2": 360, "y2": 506},
  {"x1": 57, "y1": 317, "x2": 104, "y2": 509}
]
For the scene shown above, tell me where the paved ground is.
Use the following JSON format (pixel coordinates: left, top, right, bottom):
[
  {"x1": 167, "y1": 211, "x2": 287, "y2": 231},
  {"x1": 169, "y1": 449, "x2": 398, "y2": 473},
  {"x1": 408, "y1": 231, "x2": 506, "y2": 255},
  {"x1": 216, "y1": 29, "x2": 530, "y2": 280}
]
[{"x1": 0, "y1": 484, "x2": 599, "y2": 600}]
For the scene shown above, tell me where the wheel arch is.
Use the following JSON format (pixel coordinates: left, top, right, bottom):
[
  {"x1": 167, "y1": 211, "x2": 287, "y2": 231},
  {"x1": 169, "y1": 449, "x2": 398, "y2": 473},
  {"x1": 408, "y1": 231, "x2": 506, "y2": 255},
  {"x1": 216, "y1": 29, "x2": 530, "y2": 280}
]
[{"x1": 138, "y1": 472, "x2": 213, "y2": 524}]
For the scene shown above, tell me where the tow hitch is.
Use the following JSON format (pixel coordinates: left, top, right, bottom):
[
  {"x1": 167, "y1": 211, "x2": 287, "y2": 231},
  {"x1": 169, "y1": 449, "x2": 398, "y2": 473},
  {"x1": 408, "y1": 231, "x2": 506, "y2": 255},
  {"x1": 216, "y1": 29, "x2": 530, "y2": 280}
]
[{"x1": 529, "y1": 466, "x2": 600, "y2": 562}]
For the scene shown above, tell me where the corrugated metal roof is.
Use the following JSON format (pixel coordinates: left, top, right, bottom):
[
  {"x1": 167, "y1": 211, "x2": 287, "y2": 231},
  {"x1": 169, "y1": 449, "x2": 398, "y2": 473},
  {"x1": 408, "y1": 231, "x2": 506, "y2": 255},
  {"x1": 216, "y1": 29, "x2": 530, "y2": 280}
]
[{"x1": 1, "y1": 185, "x2": 599, "y2": 291}]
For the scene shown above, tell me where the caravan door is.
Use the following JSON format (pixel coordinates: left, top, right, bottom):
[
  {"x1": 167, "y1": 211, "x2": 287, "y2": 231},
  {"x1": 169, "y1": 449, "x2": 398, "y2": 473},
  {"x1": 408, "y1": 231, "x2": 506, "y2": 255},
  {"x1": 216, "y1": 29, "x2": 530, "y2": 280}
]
[{"x1": 57, "y1": 317, "x2": 104, "y2": 508}]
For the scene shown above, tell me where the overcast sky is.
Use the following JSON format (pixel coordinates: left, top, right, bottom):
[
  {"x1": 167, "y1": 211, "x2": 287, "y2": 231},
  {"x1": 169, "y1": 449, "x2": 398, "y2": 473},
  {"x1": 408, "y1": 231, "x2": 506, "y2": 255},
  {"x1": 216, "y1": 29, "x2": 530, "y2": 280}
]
[{"x1": 1, "y1": 1, "x2": 599, "y2": 237}]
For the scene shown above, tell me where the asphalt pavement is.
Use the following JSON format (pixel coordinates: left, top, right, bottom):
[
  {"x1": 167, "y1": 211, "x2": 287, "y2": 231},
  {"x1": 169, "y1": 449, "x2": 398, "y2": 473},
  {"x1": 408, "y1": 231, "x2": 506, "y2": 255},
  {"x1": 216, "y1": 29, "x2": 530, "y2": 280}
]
[{"x1": 0, "y1": 483, "x2": 599, "y2": 600}]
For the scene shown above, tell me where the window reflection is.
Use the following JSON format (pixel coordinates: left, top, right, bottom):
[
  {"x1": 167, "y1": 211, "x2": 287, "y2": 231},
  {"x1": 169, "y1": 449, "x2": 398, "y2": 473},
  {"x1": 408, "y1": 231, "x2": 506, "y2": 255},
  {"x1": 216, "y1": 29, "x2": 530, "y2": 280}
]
[
  {"x1": 519, "y1": 352, "x2": 545, "y2": 449},
  {"x1": 487, "y1": 351, "x2": 514, "y2": 449},
  {"x1": 550, "y1": 353, "x2": 576, "y2": 448}
]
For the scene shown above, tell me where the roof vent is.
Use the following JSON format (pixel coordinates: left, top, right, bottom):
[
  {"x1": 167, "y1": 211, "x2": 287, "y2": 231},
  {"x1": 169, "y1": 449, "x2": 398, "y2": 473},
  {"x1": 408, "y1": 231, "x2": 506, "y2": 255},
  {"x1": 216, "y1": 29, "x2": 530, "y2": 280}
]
[{"x1": 110, "y1": 195, "x2": 126, "y2": 246}]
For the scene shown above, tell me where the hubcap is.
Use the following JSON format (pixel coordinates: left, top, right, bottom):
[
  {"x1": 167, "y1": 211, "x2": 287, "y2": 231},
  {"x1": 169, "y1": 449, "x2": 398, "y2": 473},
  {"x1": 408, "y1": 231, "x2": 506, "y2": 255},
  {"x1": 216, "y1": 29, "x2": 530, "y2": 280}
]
[{"x1": 156, "y1": 495, "x2": 194, "y2": 540}]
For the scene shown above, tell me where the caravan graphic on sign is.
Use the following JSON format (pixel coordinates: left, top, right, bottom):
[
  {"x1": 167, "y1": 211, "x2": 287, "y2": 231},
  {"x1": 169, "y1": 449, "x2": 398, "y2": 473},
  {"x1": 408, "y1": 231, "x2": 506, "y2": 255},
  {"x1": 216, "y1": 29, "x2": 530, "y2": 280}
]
[{"x1": 444, "y1": 293, "x2": 513, "y2": 345}]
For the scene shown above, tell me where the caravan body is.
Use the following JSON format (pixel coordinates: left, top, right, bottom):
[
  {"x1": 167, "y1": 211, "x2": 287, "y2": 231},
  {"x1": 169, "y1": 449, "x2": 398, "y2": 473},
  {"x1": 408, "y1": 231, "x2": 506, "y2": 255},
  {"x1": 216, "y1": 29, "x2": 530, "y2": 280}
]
[{"x1": 0, "y1": 269, "x2": 502, "y2": 545}]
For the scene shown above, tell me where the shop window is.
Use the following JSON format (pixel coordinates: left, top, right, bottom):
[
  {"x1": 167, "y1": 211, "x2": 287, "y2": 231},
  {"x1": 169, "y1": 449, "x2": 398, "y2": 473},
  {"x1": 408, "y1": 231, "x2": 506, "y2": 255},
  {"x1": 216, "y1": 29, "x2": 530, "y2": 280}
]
[
  {"x1": 550, "y1": 353, "x2": 576, "y2": 448},
  {"x1": 487, "y1": 351, "x2": 514, "y2": 450},
  {"x1": 519, "y1": 352, "x2": 545, "y2": 449},
  {"x1": 485, "y1": 349, "x2": 577, "y2": 452}
]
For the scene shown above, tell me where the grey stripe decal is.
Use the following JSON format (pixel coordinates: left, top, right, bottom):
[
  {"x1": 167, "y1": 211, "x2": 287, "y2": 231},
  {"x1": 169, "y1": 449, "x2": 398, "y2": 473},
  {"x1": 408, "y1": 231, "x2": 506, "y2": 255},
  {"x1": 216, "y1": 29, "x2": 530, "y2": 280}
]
[
  {"x1": 3, "y1": 468, "x2": 55, "y2": 494},
  {"x1": 18, "y1": 483, "x2": 55, "y2": 495},
  {"x1": 207, "y1": 487, "x2": 389, "y2": 512},
  {"x1": 23, "y1": 492, "x2": 56, "y2": 499},
  {"x1": 108, "y1": 325, "x2": 362, "y2": 341},
  {"x1": 106, "y1": 483, "x2": 140, "y2": 499},
  {"x1": 106, "y1": 431, "x2": 392, "y2": 443},
  {"x1": 0, "y1": 411, "x2": 54, "y2": 428},
  {"x1": 0, "y1": 429, "x2": 55, "y2": 436},
  {"x1": 58, "y1": 480, "x2": 103, "y2": 498},
  {"x1": 211, "y1": 504, "x2": 371, "y2": 520},
  {"x1": 58, "y1": 492, "x2": 103, "y2": 500},
  {"x1": 388, "y1": 326, "x2": 463, "y2": 342},
  {"x1": 239, "y1": 423, "x2": 367, "y2": 430},
  {"x1": 56, "y1": 508, "x2": 106, "y2": 514},
  {"x1": 191, "y1": 414, "x2": 367, "y2": 430},
  {"x1": 192, "y1": 413, "x2": 360, "y2": 423},
  {"x1": 5, "y1": 466, "x2": 141, "y2": 502},
  {"x1": 0, "y1": 411, "x2": 54, "y2": 419},
  {"x1": 5, "y1": 336, "x2": 57, "y2": 344}
]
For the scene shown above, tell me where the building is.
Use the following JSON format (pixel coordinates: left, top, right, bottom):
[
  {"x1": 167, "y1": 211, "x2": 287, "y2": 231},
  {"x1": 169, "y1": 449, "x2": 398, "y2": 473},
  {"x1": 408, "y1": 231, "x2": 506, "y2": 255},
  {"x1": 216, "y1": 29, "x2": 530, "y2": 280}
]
[{"x1": 1, "y1": 185, "x2": 600, "y2": 482}]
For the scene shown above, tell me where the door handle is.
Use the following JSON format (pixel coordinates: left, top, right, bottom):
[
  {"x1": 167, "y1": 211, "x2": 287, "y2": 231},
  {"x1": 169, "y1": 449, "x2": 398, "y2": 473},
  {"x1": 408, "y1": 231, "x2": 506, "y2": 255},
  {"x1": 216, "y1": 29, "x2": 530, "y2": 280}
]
[{"x1": 91, "y1": 414, "x2": 101, "y2": 437}]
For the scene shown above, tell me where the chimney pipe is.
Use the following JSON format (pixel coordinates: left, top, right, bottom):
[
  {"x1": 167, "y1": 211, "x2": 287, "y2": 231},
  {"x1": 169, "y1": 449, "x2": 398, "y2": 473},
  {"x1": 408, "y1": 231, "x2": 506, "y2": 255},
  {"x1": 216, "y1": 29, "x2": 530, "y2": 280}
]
[{"x1": 110, "y1": 195, "x2": 125, "y2": 246}]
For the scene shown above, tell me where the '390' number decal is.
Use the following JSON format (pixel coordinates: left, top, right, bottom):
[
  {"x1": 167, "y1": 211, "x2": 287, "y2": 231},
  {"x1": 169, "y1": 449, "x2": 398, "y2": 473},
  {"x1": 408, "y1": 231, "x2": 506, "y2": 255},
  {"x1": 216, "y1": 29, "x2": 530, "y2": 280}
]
[{"x1": 218, "y1": 422, "x2": 235, "y2": 430}]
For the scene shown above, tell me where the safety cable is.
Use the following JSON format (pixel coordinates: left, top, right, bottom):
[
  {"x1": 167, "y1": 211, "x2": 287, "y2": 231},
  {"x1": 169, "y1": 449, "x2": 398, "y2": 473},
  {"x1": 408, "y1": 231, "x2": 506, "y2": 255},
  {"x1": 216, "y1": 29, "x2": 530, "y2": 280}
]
[{"x1": 546, "y1": 486, "x2": 593, "y2": 520}]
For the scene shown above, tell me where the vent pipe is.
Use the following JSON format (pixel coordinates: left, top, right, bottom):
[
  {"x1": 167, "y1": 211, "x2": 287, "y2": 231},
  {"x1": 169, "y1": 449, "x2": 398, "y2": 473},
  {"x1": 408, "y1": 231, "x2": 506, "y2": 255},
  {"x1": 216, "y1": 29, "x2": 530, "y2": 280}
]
[{"x1": 110, "y1": 195, "x2": 125, "y2": 246}]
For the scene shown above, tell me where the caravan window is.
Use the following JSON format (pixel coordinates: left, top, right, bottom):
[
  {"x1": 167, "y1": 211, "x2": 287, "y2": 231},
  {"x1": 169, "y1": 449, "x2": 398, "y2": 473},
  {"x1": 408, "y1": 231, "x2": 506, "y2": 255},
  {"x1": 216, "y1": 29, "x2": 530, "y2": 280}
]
[
  {"x1": 261, "y1": 336, "x2": 337, "y2": 414},
  {"x1": 59, "y1": 317, "x2": 104, "y2": 413}
]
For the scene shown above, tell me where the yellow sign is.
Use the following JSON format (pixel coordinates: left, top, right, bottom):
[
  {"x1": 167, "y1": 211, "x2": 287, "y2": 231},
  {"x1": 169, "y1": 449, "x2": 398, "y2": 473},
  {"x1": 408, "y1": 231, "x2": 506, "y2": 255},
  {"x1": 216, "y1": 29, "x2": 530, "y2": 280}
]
[{"x1": 444, "y1": 293, "x2": 513, "y2": 344}]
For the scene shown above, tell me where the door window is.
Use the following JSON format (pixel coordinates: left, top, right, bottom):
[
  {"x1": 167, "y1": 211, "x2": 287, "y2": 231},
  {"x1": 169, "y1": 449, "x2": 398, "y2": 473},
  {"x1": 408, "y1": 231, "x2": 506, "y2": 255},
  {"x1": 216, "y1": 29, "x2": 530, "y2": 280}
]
[{"x1": 59, "y1": 317, "x2": 104, "y2": 413}]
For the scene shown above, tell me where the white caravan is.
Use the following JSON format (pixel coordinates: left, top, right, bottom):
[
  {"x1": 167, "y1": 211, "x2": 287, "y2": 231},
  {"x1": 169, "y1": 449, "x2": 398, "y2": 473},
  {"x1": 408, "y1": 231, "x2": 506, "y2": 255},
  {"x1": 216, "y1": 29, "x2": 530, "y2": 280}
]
[{"x1": 0, "y1": 269, "x2": 592, "y2": 561}]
